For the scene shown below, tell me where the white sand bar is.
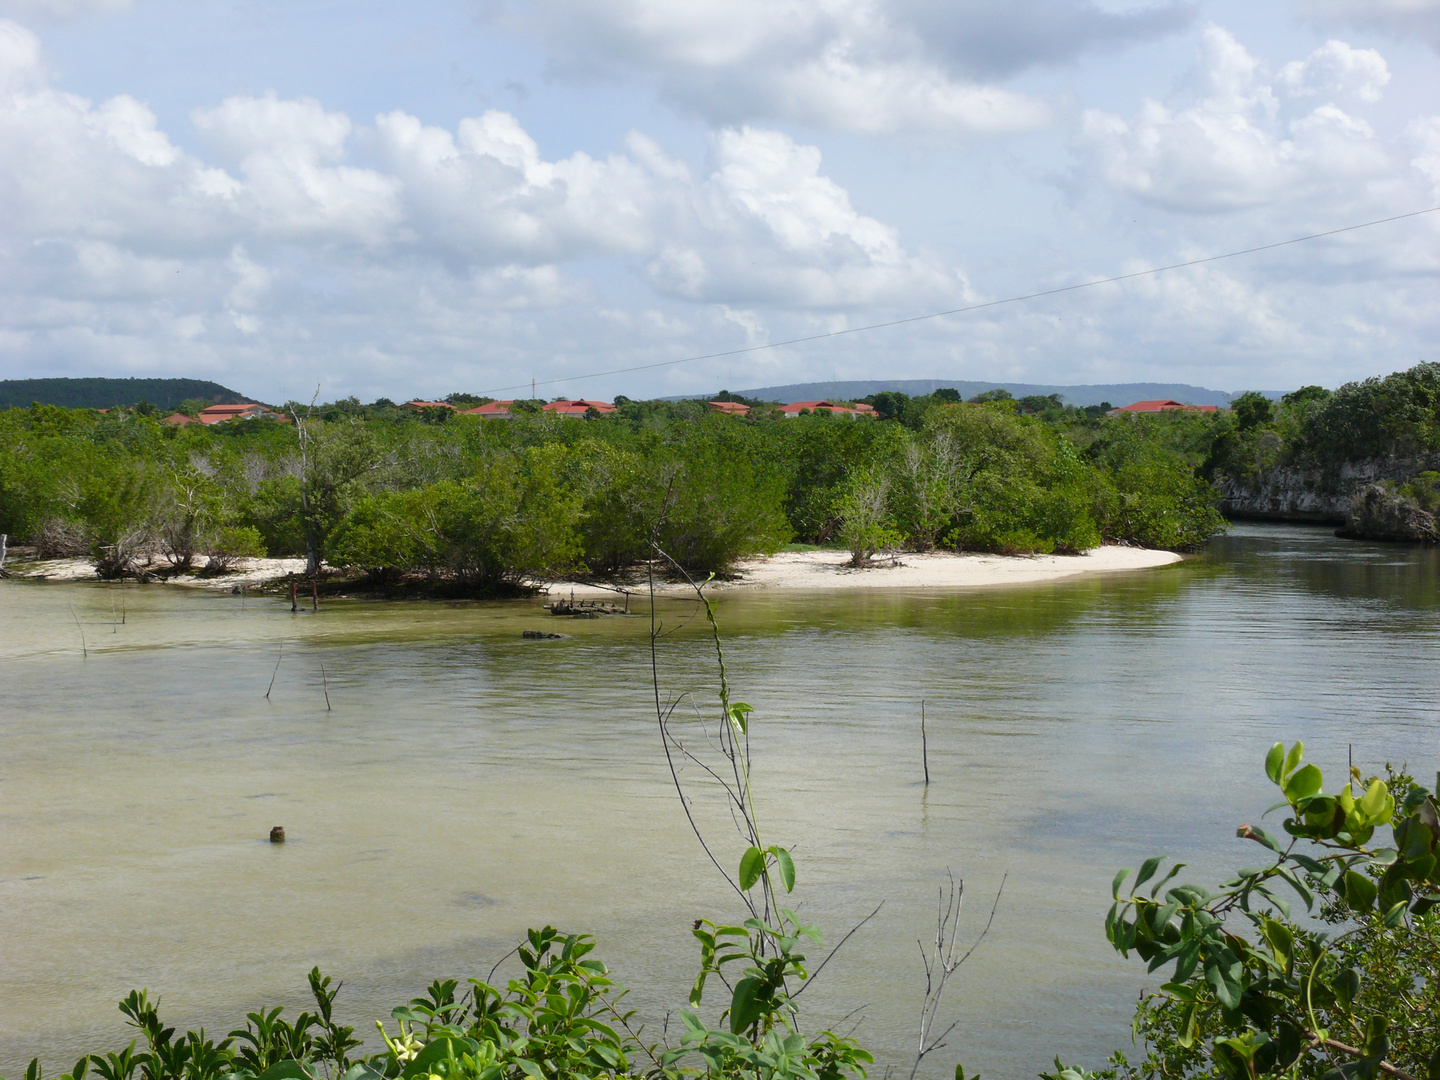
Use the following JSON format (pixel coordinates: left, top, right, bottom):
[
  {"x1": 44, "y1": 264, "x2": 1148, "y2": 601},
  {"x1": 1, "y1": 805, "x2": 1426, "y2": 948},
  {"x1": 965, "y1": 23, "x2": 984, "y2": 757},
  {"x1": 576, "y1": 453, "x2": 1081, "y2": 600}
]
[
  {"x1": 10, "y1": 547, "x2": 1181, "y2": 595},
  {"x1": 548, "y1": 546, "x2": 1182, "y2": 598}
]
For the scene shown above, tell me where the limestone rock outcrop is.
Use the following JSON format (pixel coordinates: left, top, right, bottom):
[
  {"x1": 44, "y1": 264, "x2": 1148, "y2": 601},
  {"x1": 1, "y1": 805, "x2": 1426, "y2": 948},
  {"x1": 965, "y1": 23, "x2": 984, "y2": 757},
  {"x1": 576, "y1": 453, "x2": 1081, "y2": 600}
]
[{"x1": 1336, "y1": 485, "x2": 1440, "y2": 543}]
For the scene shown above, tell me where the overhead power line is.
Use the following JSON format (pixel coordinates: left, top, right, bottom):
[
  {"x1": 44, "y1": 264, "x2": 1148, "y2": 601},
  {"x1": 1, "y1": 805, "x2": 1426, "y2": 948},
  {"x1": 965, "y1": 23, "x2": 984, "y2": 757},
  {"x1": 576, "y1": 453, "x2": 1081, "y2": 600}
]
[{"x1": 479, "y1": 204, "x2": 1440, "y2": 398}]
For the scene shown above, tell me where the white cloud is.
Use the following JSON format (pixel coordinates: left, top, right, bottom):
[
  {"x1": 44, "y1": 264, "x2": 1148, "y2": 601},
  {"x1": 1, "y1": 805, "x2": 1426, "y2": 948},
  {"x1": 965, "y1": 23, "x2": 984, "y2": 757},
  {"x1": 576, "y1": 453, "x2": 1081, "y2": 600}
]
[
  {"x1": 644, "y1": 126, "x2": 958, "y2": 304},
  {"x1": 1276, "y1": 40, "x2": 1390, "y2": 103},
  {"x1": 485, "y1": 0, "x2": 1186, "y2": 134},
  {"x1": 0, "y1": 16, "x2": 962, "y2": 398},
  {"x1": 1298, "y1": 0, "x2": 1440, "y2": 52},
  {"x1": 1079, "y1": 27, "x2": 1402, "y2": 212},
  {"x1": 1410, "y1": 115, "x2": 1440, "y2": 197}
]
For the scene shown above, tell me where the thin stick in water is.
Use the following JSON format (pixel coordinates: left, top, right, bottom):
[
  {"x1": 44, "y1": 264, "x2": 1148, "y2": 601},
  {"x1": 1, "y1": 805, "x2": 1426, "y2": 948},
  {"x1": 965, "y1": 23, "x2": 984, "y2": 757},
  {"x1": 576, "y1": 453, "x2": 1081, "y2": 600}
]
[
  {"x1": 265, "y1": 643, "x2": 284, "y2": 699},
  {"x1": 321, "y1": 661, "x2": 331, "y2": 711},
  {"x1": 68, "y1": 604, "x2": 87, "y2": 659},
  {"x1": 921, "y1": 699, "x2": 930, "y2": 786}
]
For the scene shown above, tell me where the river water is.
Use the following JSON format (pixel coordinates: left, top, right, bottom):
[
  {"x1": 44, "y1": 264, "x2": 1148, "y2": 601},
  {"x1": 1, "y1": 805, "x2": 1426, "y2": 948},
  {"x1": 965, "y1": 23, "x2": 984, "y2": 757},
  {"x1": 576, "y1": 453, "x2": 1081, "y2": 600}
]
[{"x1": 2, "y1": 524, "x2": 1437, "y2": 1079}]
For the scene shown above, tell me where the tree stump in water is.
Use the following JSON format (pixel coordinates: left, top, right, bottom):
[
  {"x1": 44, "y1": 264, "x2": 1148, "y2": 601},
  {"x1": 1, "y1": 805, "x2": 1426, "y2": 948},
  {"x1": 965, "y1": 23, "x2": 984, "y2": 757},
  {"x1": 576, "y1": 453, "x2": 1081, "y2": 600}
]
[{"x1": 269, "y1": 825, "x2": 286, "y2": 843}]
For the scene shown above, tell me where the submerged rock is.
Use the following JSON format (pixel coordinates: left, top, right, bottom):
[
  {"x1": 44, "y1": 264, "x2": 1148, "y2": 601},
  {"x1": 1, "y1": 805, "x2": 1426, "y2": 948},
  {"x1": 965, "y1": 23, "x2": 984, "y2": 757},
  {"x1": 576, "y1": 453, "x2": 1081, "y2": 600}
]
[
  {"x1": 1336, "y1": 484, "x2": 1440, "y2": 543},
  {"x1": 522, "y1": 629, "x2": 563, "y2": 639},
  {"x1": 269, "y1": 825, "x2": 286, "y2": 843}
]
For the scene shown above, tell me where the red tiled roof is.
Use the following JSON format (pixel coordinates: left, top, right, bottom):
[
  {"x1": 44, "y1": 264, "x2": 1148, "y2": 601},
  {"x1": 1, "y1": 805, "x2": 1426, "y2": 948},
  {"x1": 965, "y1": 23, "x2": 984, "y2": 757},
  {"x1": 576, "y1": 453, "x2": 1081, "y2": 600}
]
[
  {"x1": 405, "y1": 400, "x2": 456, "y2": 410},
  {"x1": 198, "y1": 403, "x2": 286, "y2": 424},
  {"x1": 780, "y1": 400, "x2": 860, "y2": 416},
  {"x1": 707, "y1": 401, "x2": 750, "y2": 415},
  {"x1": 462, "y1": 400, "x2": 514, "y2": 417},
  {"x1": 164, "y1": 412, "x2": 197, "y2": 425},
  {"x1": 1111, "y1": 400, "x2": 1218, "y2": 414},
  {"x1": 542, "y1": 399, "x2": 617, "y2": 416}
]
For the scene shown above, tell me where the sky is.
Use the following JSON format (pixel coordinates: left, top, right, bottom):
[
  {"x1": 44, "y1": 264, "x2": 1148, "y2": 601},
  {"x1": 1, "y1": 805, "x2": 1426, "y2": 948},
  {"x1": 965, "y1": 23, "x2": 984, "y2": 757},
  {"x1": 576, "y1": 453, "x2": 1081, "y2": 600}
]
[{"x1": 0, "y1": 0, "x2": 1436, "y2": 404}]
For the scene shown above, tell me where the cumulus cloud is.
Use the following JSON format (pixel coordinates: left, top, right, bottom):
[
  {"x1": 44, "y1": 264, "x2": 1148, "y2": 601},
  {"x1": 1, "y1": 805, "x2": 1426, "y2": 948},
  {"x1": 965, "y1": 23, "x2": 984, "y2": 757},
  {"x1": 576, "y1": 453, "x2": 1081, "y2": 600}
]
[
  {"x1": 0, "y1": 16, "x2": 966, "y2": 397},
  {"x1": 644, "y1": 127, "x2": 958, "y2": 304},
  {"x1": 1276, "y1": 40, "x2": 1389, "y2": 103},
  {"x1": 487, "y1": 0, "x2": 1191, "y2": 134},
  {"x1": 1079, "y1": 27, "x2": 1405, "y2": 212},
  {"x1": 1298, "y1": 0, "x2": 1440, "y2": 52}
]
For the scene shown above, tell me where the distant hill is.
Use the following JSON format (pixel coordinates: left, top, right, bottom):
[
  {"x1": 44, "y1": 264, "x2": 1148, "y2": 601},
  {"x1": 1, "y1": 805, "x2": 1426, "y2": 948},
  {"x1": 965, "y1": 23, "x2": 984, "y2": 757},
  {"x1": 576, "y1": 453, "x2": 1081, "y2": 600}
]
[
  {"x1": 720, "y1": 379, "x2": 1275, "y2": 408},
  {"x1": 0, "y1": 377, "x2": 255, "y2": 411}
]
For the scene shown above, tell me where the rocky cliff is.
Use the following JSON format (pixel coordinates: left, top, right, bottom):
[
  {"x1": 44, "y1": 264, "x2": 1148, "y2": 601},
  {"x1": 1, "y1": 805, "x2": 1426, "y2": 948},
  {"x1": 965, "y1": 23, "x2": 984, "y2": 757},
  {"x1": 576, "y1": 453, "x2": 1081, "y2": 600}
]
[
  {"x1": 1218, "y1": 455, "x2": 1440, "y2": 524},
  {"x1": 1335, "y1": 485, "x2": 1440, "y2": 542}
]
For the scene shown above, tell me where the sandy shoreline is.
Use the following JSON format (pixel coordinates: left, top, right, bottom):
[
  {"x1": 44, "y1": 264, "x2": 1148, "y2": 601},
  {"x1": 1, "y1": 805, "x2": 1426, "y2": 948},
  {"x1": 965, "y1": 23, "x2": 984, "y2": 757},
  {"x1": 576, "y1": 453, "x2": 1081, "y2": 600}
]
[
  {"x1": 546, "y1": 545, "x2": 1182, "y2": 598},
  {"x1": 5, "y1": 545, "x2": 1182, "y2": 595}
]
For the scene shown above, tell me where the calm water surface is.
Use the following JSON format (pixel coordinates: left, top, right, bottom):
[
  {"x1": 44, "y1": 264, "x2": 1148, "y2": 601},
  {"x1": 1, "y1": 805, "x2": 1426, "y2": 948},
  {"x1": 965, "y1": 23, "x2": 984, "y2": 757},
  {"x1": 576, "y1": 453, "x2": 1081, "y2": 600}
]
[{"x1": 2, "y1": 525, "x2": 1438, "y2": 1078}]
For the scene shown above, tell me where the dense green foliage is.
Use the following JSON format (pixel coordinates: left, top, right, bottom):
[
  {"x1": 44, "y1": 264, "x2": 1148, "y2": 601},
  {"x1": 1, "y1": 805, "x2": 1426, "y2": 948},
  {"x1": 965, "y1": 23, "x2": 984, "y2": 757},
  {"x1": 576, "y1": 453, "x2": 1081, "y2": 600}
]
[
  {"x1": 1210, "y1": 362, "x2": 1440, "y2": 481},
  {"x1": 0, "y1": 390, "x2": 1227, "y2": 584},
  {"x1": 0, "y1": 378, "x2": 252, "y2": 412},
  {"x1": 1044, "y1": 746, "x2": 1439, "y2": 1080}
]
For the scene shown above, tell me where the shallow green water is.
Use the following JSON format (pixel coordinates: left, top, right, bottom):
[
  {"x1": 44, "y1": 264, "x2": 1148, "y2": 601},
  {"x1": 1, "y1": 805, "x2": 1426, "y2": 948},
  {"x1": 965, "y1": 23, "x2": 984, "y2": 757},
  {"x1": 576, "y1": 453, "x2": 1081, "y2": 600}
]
[{"x1": 2, "y1": 525, "x2": 1438, "y2": 1078}]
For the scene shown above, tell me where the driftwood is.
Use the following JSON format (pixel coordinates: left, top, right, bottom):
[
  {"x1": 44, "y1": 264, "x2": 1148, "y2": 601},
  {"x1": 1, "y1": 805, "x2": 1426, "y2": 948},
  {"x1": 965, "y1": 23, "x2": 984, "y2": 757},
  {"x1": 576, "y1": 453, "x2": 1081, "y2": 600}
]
[
  {"x1": 545, "y1": 598, "x2": 626, "y2": 617},
  {"x1": 0, "y1": 533, "x2": 8, "y2": 577}
]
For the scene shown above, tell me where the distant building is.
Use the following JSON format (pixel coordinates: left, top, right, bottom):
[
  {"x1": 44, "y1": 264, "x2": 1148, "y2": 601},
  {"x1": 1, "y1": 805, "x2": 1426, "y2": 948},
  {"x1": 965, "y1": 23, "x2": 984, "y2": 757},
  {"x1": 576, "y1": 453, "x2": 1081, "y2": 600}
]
[
  {"x1": 542, "y1": 399, "x2": 617, "y2": 417},
  {"x1": 163, "y1": 412, "x2": 197, "y2": 426},
  {"x1": 779, "y1": 400, "x2": 867, "y2": 418},
  {"x1": 1108, "y1": 400, "x2": 1219, "y2": 415},
  {"x1": 707, "y1": 400, "x2": 751, "y2": 416},
  {"x1": 462, "y1": 400, "x2": 515, "y2": 419},
  {"x1": 198, "y1": 403, "x2": 288, "y2": 424},
  {"x1": 403, "y1": 400, "x2": 456, "y2": 410}
]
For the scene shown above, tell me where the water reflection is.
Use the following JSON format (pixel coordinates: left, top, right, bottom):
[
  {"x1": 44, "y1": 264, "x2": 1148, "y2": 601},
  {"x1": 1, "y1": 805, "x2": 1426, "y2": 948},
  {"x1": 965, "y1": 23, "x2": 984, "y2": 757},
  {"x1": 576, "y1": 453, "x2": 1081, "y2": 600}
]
[{"x1": 2, "y1": 527, "x2": 1437, "y2": 1080}]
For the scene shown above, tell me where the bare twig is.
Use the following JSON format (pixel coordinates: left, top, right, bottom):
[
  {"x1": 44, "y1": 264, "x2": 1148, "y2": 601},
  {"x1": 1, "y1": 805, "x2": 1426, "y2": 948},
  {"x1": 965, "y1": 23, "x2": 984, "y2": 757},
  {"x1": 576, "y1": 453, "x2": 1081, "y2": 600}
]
[
  {"x1": 265, "y1": 643, "x2": 284, "y2": 699},
  {"x1": 908, "y1": 873, "x2": 1006, "y2": 1080},
  {"x1": 793, "y1": 902, "x2": 885, "y2": 997},
  {"x1": 320, "y1": 661, "x2": 331, "y2": 711},
  {"x1": 1306, "y1": 1033, "x2": 1418, "y2": 1080},
  {"x1": 68, "y1": 604, "x2": 87, "y2": 659},
  {"x1": 921, "y1": 700, "x2": 930, "y2": 786}
]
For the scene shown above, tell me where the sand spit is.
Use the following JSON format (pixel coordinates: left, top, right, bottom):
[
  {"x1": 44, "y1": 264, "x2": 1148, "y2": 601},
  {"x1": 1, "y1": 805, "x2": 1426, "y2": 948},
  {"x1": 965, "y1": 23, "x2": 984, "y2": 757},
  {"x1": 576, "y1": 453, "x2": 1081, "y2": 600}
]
[
  {"x1": 6, "y1": 546, "x2": 1181, "y2": 596},
  {"x1": 546, "y1": 545, "x2": 1183, "y2": 599}
]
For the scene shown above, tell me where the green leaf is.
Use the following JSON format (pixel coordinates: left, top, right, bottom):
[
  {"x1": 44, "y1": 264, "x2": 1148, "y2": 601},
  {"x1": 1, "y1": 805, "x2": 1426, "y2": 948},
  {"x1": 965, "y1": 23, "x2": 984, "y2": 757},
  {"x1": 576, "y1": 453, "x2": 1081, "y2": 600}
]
[
  {"x1": 738, "y1": 847, "x2": 765, "y2": 891},
  {"x1": 1265, "y1": 743, "x2": 1285, "y2": 784},
  {"x1": 1236, "y1": 825, "x2": 1283, "y2": 853},
  {"x1": 513, "y1": 1060, "x2": 544, "y2": 1080},
  {"x1": 727, "y1": 702, "x2": 753, "y2": 734},
  {"x1": 1344, "y1": 870, "x2": 1377, "y2": 913},
  {"x1": 679, "y1": 1012, "x2": 705, "y2": 1034},
  {"x1": 1135, "y1": 856, "x2": 1164, "y2": 891},
  {"x1": 1283, "y1": 764, "x2": 1323, "y2": 804},
  {"x1": 1382, "y1": 900, "x2": 1407, "y2": 927},
  {"x1": 1283, "y1": 741, "x2": 1304, "y2": 779},
  {"x1": 729, "y1": 977, "x2": 765, "y2": 1035},
  {"x1": 769, "y1": 846, "x2": 796, "y2": 893},
  {"x1": 1112, "y1": 868, "x2": 1132, "y2": 899}
]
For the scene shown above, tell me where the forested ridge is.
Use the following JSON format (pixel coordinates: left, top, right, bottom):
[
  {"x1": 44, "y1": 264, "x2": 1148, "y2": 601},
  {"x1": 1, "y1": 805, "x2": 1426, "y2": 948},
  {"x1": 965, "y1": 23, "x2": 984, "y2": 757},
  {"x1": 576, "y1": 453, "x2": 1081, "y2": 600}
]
[{"x1": 0, "y1": 377, "x2": 253, "y2": 412}]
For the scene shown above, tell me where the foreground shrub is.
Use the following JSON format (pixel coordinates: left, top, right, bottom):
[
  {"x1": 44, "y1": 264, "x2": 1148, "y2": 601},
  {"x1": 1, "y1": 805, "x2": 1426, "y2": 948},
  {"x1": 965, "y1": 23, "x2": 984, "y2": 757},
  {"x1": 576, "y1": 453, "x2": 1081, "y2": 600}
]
[{"x1": 1040, "y1": 745, "x2": 1440, "y2": 1080}]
